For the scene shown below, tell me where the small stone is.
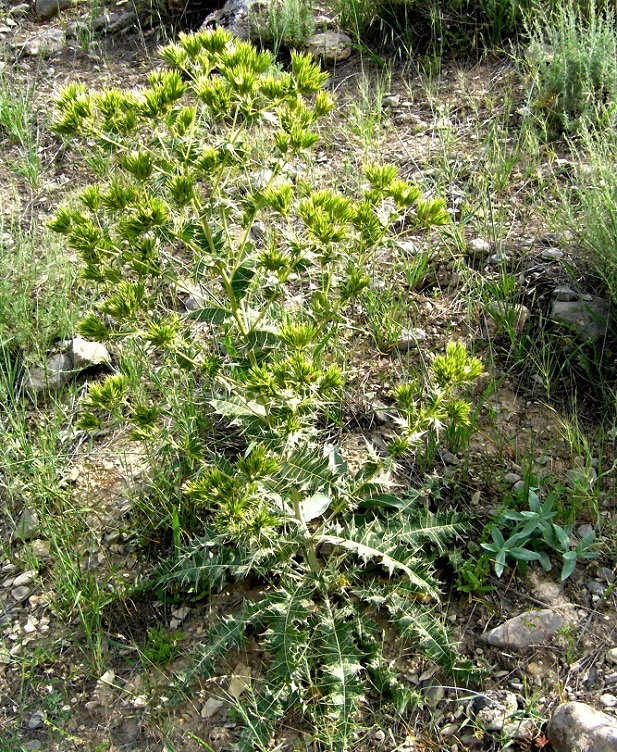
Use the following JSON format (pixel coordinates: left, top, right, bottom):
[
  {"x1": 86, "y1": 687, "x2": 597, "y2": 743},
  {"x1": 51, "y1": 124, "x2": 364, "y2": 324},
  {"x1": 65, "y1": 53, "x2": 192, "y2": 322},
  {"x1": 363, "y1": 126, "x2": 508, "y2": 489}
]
[
  {"x1": 554, "y1": 286, "x2": 578, "y2": 302},
  {"x1": 396, "y1": 327, "x2": 427, "y2": 350},
  {"x1": 441, "y1": 451, "x2": 459, "y2": 466},
  {"x1": 466, "y1": 238, "x2": 491, "y2": 258},
  {"x1": 13, "y1": 571, "x2": 36, "y2": 588},
  {"x1": 201, "y1": 697, "x2": 225, "y2": 718},
  {"x1": 486, "y1": 302, "x2": 531, "y2": 336},
  {"x1": 24, "y1": 741, "x2": 42, "y2": 751},
  {"x1": 577, "y1": 524, "x2": 594, "y2": 539},
  {"x1": 27, "y1": 710, "x2": 46, "y2": 729},
  {"x1": 305, "y1": 32, "x2": 352, "y2": 64},
  {"x1": 22, "y1": 28, "x2": 66, "y2": 56},
  {"x1": 505, "y1": 472, "x2": 522, "y2": 484},
  {"x1": 374, "y1": 729, "x2": 386, "y2": 742},
  {"x1": 14, "y1": 507, "x2": 39, "y2": 541},
  {"x1": 567, "y1": 465, "x2": 598, "y2": 488},
  {"x1": 29, "y1": 540, "x2": 51, "y2": 561},
  {"x1": 441, "y1": 723, "x2": 459, "y2": 737},
  {"x1": 606, "y1": 648, "x2": 617, "y2": 665},
  {"x1": 24, "y1": 353, "x2": 73, "y2": 398},
  {"x1": 600, "y1": 694, "x2": 617, "y2": 708},
  {"x1": 382, "y1": 94, "x2": 400, "y2": 108},
  {"x1": 228, "y1": 662, "x2": 251, "y2": 699},
  {"x1": 541, "y1": 247, "x2": 564, "y2": 261},
  {"x1": 10, "y1": 4, "x2": 31, "y2": 17},
  {"x1": 468, "y1": 690, "x2": 518, "y2": 732},
  {"x1": 98, "y1": 669, "x2": 115, "y2": 685},
  {"x1": 69, "y1": 338, "x2": 110, "y2": 370},
  {"x1": 587, "y1": 580, "x2": 606, "y2": 597},
  {"x1": 481, "y1": 609, "x2": 564, "y2": 649},
  {"x1": 605, "y1": 672, "x2": 617, "y2": 685},
  {"x1": 551, "y1": 297, "x2": 610, "y2": 341},
  {"x1": 548, "y1": 701, "x2": 617, "y2": 752},
  {"x1": 36, "y1": 0, "x2": 72, "y2": 20},
  {"x1": 171, "y1": 606, "x2": 190, "y2": 621},
  {"x1": 423, "y1": 681, "x2": 445, "y2": 707},
  {"x1": 11, "y1": 586, "x2": 32, "y2": 602}
]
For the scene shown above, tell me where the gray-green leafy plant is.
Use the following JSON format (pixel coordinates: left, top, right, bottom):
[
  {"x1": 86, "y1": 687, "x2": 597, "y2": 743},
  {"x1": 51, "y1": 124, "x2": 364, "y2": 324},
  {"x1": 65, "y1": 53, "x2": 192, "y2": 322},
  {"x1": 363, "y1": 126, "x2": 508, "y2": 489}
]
[
  {"x1": 525, "y1": 0, "x2": 617, "y2": 133},
  {"x1": 254, "y1": 0, "x2": 315, "y2": 54},
  {"x1": 49, "y1": 28, "x2": 482, "y2": 749},
  {"x1": 482, "y1": 487, "x2": 597, "y2": 580}
]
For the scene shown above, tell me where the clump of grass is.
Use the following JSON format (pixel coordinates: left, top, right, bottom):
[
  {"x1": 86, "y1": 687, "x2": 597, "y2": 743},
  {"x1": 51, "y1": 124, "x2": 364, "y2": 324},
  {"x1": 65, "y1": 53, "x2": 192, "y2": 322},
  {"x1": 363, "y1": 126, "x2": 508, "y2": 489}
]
[{"x1": 525, "y1": 0, "x2": 617, "y2": 134}]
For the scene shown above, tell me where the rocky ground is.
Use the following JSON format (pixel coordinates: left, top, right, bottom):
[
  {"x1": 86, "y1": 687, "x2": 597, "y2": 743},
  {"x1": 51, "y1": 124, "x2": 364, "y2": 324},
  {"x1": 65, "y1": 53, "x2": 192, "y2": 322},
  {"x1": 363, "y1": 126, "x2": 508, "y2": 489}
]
[{"x1": 1, "y1": 1, "x2": 617, "y2": 751}]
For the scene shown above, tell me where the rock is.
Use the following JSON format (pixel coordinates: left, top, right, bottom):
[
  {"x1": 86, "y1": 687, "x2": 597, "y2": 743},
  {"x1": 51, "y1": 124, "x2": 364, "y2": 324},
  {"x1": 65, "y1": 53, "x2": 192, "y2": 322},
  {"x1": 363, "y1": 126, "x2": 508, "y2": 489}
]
[
  {"x1": 467, "y1": 690, "x2": 518, "y2": 732},
  {"x1": 541, "y1": 247, "x2": 564, "y2": 261},
  {"x1": 466, "y1": 237, "x2": 491, "y2": 258},
  {"x1": 551, "y1": 297, "x2": 610, "y2": 341},
  {"x1": 228, "y1": 662, "x2": 251, "y2": 699},
  {"x1": 24, "y1": 353, "x2": 73, "y2": 398},
  {"x1": 423, "y1": 681, "x2": 444, "y2": 707},
  {"x1": 554, "y1": 286, "x2": 579, "y2": 302},
  {"x1": 13, "y1": 571, "x2": 36, "y2": 588},
  {"x1": 480, "y1": 609, "x2": 564, "y2": 649},
  {"x1": 305, "y1": 32, "x2": 352, "y2": 64},
  {"x1": 382, "y1": 94, "x2": 400, "y2": 108},
  {"x1": 10, "y1": 4, "x2": 31, "y2": 17},
  {"x1": 547, "y1": 702, "x2": 617, "y2": 752},
  {"x1": 201, "y1": 697, "x2": 225, "y2": 718},
  {"x1": 577, "y1": 524, "x2": 594, "y2": 539},
  {"x1": 90, "y1": 11, "x2": 137, "y2": 33},
  {"x1": 68, "y1": 338, "x2": 110, "y2": 370},
  {"x1": 598, "y1": 568, "x2": 615, "y2": 584},
  {"x1": 22, "y1": 27, "x2": 66, "y2": 56},
  {"x1": 27, "y1": 710, "x2": 46, "y2": 730},
  {"x1": 202, "y1": 0, "x2": 253, "y2": 41},
  {"x1": 396, "y1": 327, "x2": 427, "y2": 349},
  {"x1": 486, "y1": 302, "x2": 531, "y2": 337},
  {"x1": 14, "y1": 507, "x2": 39, "y2": 541},
  {"x1": 11, "y1": 585, "x2": 32, "y2": 601},
  {"x1": 505, "y1": 472, "x2": 522, "y2": 484},
  {"x1": 606, "y1": 648, "x2": 617, "y2": 665},
  {"x1": 600, "y1": 694, "x2": 617, "y2": 708},
  {"x1": 587, "y1": 580, "x2": 606, "y2": 597},
  {"x1": 36, "y1": 0, "x2": 72, "y2": 21}
]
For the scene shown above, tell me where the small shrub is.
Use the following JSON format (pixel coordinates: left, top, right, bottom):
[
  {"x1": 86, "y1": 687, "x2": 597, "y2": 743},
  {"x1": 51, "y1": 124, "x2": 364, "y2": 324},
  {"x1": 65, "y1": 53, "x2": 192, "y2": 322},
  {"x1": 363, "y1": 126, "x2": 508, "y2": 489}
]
[
  {"x1": 525, "y1": 0, "x2": 617, "y2": 133},
  {"x1": 50, "y1": 28, "x2": 483, "y2": 748}
]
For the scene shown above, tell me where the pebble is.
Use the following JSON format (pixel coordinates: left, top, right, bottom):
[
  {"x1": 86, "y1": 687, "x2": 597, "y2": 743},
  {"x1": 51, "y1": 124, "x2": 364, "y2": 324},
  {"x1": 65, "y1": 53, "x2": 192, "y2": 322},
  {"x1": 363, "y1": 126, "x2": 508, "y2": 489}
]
[
  {"x1": 600, "y1": 694, "x2": 617, "y2": 708},
  {"x1": 598, "y1": 568, "x2": 615, "y2": 584},
  {"x1": 541, "y1": 247, "x2": 564, "y2": 260},
  {"x1": 11, "y1": 586, "x2": 32, "y2": 602},
  {"x1": 27, "y1": 710, "x2": 45, "y2": 729},
  {"x1": 467, "y1": 238, "x2": 491, "y2": 257},
  {"x1": 201, "y1": 697, "x2": 225, "y2": 718},
  {"x1": 505, "y1": 472, "x2": 522, "y2": 484},
  {"x1": 606, "y1": 648, "x2": 617, "y2": 665},
  {"x1": 374, "y1": 729, "x2": 386, "y2": 742},
  {"x1": 481, "y1": 609, "x2": 564, "y2": 649},
  {"x1": 13, "y1": 571, "x2": 36, "y2": 588},
  {"x1": 586, "y1": 580, "x2": 606, "y2": 597},
  {"x1": 577, "y1": 524, "x2": 594, "y2": 539}
]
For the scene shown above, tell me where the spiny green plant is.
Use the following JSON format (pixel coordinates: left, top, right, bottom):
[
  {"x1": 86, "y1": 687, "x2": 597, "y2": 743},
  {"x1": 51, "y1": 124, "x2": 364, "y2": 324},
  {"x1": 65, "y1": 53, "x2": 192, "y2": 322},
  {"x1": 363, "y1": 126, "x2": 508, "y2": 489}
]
[
  {"x1": 50, "y1": 28, "x2": 482, "y2": 749},
  {"x1": 253, "y1": 0, "x2": 315, "y2": 54}
]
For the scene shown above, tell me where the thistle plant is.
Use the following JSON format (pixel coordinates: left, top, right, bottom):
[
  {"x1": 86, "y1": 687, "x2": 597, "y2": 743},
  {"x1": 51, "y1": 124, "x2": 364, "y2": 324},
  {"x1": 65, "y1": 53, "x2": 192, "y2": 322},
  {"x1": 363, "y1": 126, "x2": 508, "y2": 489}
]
[{"x1": 50, "y1": 28, "x2": 482, "y2": 749}]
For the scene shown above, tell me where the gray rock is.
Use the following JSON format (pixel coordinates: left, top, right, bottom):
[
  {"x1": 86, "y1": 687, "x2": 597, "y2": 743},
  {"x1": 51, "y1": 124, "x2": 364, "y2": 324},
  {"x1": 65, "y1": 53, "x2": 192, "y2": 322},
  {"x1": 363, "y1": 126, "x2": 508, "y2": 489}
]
[
  {"x1": 11, "y1": 585, "x2": 32, "y2": 602},
  {"x1": 24, "y1": 353, "x2": 73, "y2": 398},
  {"x1": 467, "y1": 690, "x2": 518, "y2": 732},
  {"x1": 21, "y1": 27, "x2": 66, "y2": 56},
  {"x1": 69, "y1": 338, "x2": 110, "y2": 370},
  {"x1": 423, "y1": 680, "x2": 444, "y2": 707},
  {"x1": 305, "y1": 32, "x2": 352, "y2": 64},
  {"x1": 567, "y1": 465, "x2": 598, "y2": 488},
  {"x1": 505, "y1": 472, "x2": 522, "y2": 484},
  {"x1": 396, "y1": 327, "x2": 427, "y2": 350},
  {"x1": 27, "y1": 710, "x2": 46, "y2": 730},
  {"x1": 587, "y1": 580, "x2": 606, "y2": 597},
  {"x1": 577, "y1": 524, "x2": 594, "y2": 539},
  {"x1": 554, "y1": 286, "x2": 578, "y2": 302},
  {"x1": 547, "y1": 702, "x2": 617, "y2": 752},
  {"x1": 382, "y1": 94, "x2": 401, "y2": 108},
  {"x1": 551, "y1": 297, "x2": 610, "y2": 341},
  {"x1": 90, "y1": 11, "x2": 137, "y2": 33},
  {"x1": 598, "y1": 568, "x2": 616, "y2": 584},
  {"x1": 202, "y1": 0, "x2": 253, "y2": 41},
  {"x1": 481, "y1": 609, "x2": 564, "y2": 649},
  {"x1": 36, "y1": 0, "x2": 72, "y2": 20},
  {"x1": 14, "y1": 507, "x2": 39, "y2": 541},
  {"x1": 466, "y1": 237, "x2": 491, "y2": 258},
  {"x1": 486, "y1": 302, "x2": 531, "y2": 336},
  {"x1": 201, "y1": 697, "x2": 225, "y2": 718},
  {"x1": 606, "y1": 648, "x2": 617, "y2": 665},
  {"x1": 541, "y1": 247, "x2": 564, "y2": 261}
]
